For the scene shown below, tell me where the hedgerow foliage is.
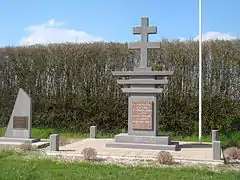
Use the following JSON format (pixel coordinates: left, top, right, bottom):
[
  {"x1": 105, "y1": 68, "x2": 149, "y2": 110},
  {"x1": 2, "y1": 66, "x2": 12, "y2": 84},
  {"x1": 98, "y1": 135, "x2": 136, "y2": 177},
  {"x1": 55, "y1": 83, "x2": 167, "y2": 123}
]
[{"x1": 0, "y1": 40, "x2": 239, "y2": 135}]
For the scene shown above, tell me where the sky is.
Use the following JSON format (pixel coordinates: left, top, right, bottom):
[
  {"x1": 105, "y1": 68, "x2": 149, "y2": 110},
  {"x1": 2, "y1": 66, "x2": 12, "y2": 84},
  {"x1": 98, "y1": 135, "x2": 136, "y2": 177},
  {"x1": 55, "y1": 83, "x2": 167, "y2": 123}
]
[{"x1": 0, "y1": 0, "x2": 238, "y2": 46}]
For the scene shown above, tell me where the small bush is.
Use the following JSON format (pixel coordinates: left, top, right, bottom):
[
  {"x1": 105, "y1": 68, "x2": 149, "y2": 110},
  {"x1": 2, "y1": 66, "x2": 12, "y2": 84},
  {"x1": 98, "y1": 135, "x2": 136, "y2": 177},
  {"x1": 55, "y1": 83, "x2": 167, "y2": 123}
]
[
  {"x1": 59, "y1": 136, "x2": 71, "y2": 146},
  {"x1": 0, "y1": 41, "x2": 239, "y2": 136},
  {"x1": 223, "y1": 147, "x2": 240, "y2": 161},
  {"x1": 19, "y1": 143, "x2": 37, "y2": 152},
  {"x1": 81, "y1": 147, "x2": 97, "y2": 160},
  {"x1": 157, "y1": 151, "x2": 173, "y2": 165}
]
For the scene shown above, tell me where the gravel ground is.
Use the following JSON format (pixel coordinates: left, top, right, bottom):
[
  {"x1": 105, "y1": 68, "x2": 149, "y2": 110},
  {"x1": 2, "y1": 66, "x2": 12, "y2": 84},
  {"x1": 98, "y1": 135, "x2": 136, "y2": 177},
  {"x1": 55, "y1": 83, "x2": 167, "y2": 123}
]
[
  {"x1": 1, "y1": 145, "x2": 239, "y2": 173},
  {"x1": 0, "y1": 144, "x2": 10, "y2": 149},
  {"x1": 20, "y1": 147, "x2": 239, "y2": 173},
  {"x1": 40, "y1": 153, "x2": 240, "y2": 173}
]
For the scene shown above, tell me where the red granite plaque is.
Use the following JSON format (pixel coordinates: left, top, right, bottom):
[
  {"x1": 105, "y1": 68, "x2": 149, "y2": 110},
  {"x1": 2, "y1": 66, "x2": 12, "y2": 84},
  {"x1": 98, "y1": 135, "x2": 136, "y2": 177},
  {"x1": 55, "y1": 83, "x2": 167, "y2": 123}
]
[
  {"x1": 132, "y1": 100, "x2": 153, "y2": 130},
  {"x1": 13, "y1": 116, "x2": 28, "y2": 130}
]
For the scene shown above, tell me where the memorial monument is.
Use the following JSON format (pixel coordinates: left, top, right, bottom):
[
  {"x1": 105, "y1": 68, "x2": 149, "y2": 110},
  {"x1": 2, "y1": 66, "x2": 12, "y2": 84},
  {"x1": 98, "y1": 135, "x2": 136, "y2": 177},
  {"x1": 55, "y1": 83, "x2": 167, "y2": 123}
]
[
  {"x1": 106, "y1": 17, "x2": 177, "y2": 150},
  {"x1": 0, "y1": 88, "x2": 40, "y2": 144}
]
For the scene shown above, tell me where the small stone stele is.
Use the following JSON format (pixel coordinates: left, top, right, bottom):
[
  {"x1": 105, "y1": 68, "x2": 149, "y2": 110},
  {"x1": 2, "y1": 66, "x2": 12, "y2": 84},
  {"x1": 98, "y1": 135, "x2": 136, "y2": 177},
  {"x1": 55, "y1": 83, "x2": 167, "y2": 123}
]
[
  {"x1": 90, "y1": 126, "x2": 96, "y2": 139},
  {"x1": 212, "y1": 130, "x2": 219, "y2": 142},
  {"x1": 50, "y1": 134, "x2": 59, "y2": 151},
  {"x1": 212, "y1": 141, "x2": 221, "y2": 160}
]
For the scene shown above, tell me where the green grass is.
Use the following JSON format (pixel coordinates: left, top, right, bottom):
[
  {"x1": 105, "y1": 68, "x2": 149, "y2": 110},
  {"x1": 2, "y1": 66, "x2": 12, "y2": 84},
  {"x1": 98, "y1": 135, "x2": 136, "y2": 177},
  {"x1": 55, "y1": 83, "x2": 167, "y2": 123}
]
[
  {"x1": 0, "y1": 150, "x2": 239, "y2": 180},
  {"x1": 0, "y1": 128, "x2": 5, "y2": 137},
  {"x1": 1, "y1": 127, "x2": 239, "y2": 147},
  {"x1": 161, "y1": 131, "x2": 212, "y2": 142},
  {"x1": 0, "y1": 127, "x2": 115, "y2": 139}
]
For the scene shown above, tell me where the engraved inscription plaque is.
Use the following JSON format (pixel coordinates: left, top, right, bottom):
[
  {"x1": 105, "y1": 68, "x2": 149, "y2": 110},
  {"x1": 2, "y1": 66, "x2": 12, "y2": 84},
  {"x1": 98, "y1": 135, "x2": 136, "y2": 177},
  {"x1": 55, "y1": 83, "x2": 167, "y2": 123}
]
[
  {"x1": 132, "y1": 100, "x2": 153, "y2": 130},
  {"x1": 13, "y1": 116, "x2": 28, "y2": 129}
]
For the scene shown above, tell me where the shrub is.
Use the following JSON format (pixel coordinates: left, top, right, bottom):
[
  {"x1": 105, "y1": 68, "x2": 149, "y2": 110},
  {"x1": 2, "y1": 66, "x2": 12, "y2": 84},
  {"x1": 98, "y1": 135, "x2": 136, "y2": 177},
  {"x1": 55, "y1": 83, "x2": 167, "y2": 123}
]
[
  {"x1": 81, "y1": 147, "x2": 97, "y2": 160},
  {"x1": 157, "y1": 151, "x2": 174, "y2": 165},
  {"x1": 59, "y1": 136, "x2": 71, "y2": 146},
  {"x1": 223, "y1": 147, "x2": 240, "y2": 164},
  {"x1": 19, "y1": 143, "x2": 37, "y2": 152},
  {"x1": 0, "y1": 41, "x2": 239, "y2": 136}
]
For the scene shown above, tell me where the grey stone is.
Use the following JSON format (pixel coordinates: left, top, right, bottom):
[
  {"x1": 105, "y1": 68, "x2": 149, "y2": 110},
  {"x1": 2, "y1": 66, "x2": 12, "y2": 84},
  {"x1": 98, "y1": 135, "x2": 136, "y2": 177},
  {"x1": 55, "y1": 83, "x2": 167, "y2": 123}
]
[
  {"x1": 112, "y1": 71, "x2": 174, "y2": 76},
  {"x1": 5, "y1": 88, "x2": 32, "y2": 138},
  {"x1": 212, "y1": 130, "x2": 219, "y2": 142},
  {"x1": 0, "y1": 88, "x2": 39, "y2": 144},
  {"x1": 0, "y1": 137, "x2": 39, "y2": 143},
  {"x1": 114, "y1": 133, "x2": 170, "y2": 145},
  {"x1": 117, "y1": 79, "x2": 168, "y2": 85},
  {"x1": 212, "y1": 141, "x2": 221, "y2": 160},
  {"x1": 133, "y1": 67, "x2": 152, "y2": 72},
  {"x1": 50, "y1": 134, "x2": 59, "y2": 151},
  {"x1": 128, "y1": 95, "x2": 158, "y2": 136},
  {"x1": 106, "y1": 142, "x2": 177, "y2": 151},
  {"x1": 122, "y1": 88, "x2": 163, "y2": 93},
  {"x1": 90, "y1": 126, "x2": 96, "y2": 138},
  {"x1": 128, "y1": 17, "x2": 159, "y2": 68}
]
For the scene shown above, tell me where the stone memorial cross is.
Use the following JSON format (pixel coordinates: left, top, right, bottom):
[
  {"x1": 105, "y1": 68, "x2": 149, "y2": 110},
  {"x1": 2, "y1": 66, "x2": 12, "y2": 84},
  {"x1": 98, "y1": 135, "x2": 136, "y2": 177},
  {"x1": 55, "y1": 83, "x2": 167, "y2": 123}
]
[
  {"x1": 106, "y1": 17, "x2": 177, "y2": 151},
  {"x1": 128, "y1": 17, "x2": 160, "y2": 68}
]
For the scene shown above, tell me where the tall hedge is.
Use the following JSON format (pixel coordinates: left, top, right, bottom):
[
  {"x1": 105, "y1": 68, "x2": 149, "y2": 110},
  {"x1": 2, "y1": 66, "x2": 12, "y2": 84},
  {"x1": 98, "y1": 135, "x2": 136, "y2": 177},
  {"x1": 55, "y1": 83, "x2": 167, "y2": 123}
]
[{"x1": 0, "y1": 40, "x2": 239, "y2": 135}]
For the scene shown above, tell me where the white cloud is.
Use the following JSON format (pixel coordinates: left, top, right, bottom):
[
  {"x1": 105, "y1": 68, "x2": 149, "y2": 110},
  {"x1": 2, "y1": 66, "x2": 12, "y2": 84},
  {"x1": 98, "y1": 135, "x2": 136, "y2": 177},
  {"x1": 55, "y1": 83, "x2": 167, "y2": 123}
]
[
  {"x1": 20, "y1": 19, "x2": 104, "y2": 45},
  {"x1": 195, "y1": 31, "x2": 238, "y2": 41}
]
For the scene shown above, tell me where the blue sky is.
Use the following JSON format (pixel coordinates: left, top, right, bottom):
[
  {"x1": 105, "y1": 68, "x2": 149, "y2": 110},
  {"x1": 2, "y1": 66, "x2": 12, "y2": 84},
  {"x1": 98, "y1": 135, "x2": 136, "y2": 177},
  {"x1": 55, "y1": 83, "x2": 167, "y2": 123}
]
[{"x1": 0, "y1": 0, "x2": 238, "y2": 46}]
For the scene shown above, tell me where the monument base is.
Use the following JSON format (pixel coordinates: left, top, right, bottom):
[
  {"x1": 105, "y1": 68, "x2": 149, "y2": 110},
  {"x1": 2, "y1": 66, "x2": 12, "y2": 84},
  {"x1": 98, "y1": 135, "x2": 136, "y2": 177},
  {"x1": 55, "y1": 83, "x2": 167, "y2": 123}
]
[
  {"x1": 0, "y1": 137, "x2": 40, "y2": 143},
  {"x1": 106, "y1": 133, "x2": 178, "y2": 151}
]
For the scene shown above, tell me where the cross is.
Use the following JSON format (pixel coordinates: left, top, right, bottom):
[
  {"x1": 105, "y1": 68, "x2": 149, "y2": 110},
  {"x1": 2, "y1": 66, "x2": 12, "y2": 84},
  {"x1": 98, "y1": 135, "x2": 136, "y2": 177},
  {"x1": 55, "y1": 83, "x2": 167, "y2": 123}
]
[{"x1": 128, "y1": 17, "x2": 160, "y2": 68}]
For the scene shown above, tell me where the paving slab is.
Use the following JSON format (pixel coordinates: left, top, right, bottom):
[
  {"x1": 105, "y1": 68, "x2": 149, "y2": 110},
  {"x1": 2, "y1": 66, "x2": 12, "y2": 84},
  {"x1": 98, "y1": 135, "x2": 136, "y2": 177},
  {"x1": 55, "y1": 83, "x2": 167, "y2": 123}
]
[{"x1": 45, "y1": 138, "x2": 225, "y2": 164}]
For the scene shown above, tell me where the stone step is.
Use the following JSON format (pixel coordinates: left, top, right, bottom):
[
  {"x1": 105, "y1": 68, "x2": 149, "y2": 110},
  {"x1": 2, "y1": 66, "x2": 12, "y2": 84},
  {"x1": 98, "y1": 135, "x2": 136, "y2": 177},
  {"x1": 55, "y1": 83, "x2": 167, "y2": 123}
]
[
  {"x1": 106, "y1": 142, "x2": 177, "y2": 151},
  {"x1": 112, "y1": 71, "x2": 174, "y2": 76},
  {"x1": 115, "y1": 133, "x2": 171, "y2": 145},
  {"x1": 0, "y1": 139, "x2": 49, "y2": 149},
  {"x1": 117, "y1": 79, "x2": 168, "y2": 85},
  {"x1": 0, "y1": 137, "x2": 40, "y2": 143},
  {"x1": 122, "y1": 88, "x2": 163, "y2": 93}
]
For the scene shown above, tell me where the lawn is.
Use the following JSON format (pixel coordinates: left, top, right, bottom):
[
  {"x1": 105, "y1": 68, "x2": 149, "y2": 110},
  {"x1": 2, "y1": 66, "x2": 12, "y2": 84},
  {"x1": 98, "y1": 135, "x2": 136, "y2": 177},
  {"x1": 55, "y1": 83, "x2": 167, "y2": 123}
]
[
  {"x1": 0, "y1": 127, "x2": 115, "y2": 139},
  {"x1": 0, "y1": 150, "x2": 239, "y2": 180},
  {"x1": 0, "y1": 127, "x2": 215, "y2": 141},
  {"x1": 1, "y1": 127, "x2": 239, "y2": 145}
]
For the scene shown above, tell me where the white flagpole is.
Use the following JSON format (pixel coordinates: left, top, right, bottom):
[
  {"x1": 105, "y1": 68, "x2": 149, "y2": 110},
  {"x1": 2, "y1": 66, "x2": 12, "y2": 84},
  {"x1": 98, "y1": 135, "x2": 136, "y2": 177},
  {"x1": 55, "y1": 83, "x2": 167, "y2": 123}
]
[{"x1": 199, "y1": 0, "x2": 202, "y2": 143}]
